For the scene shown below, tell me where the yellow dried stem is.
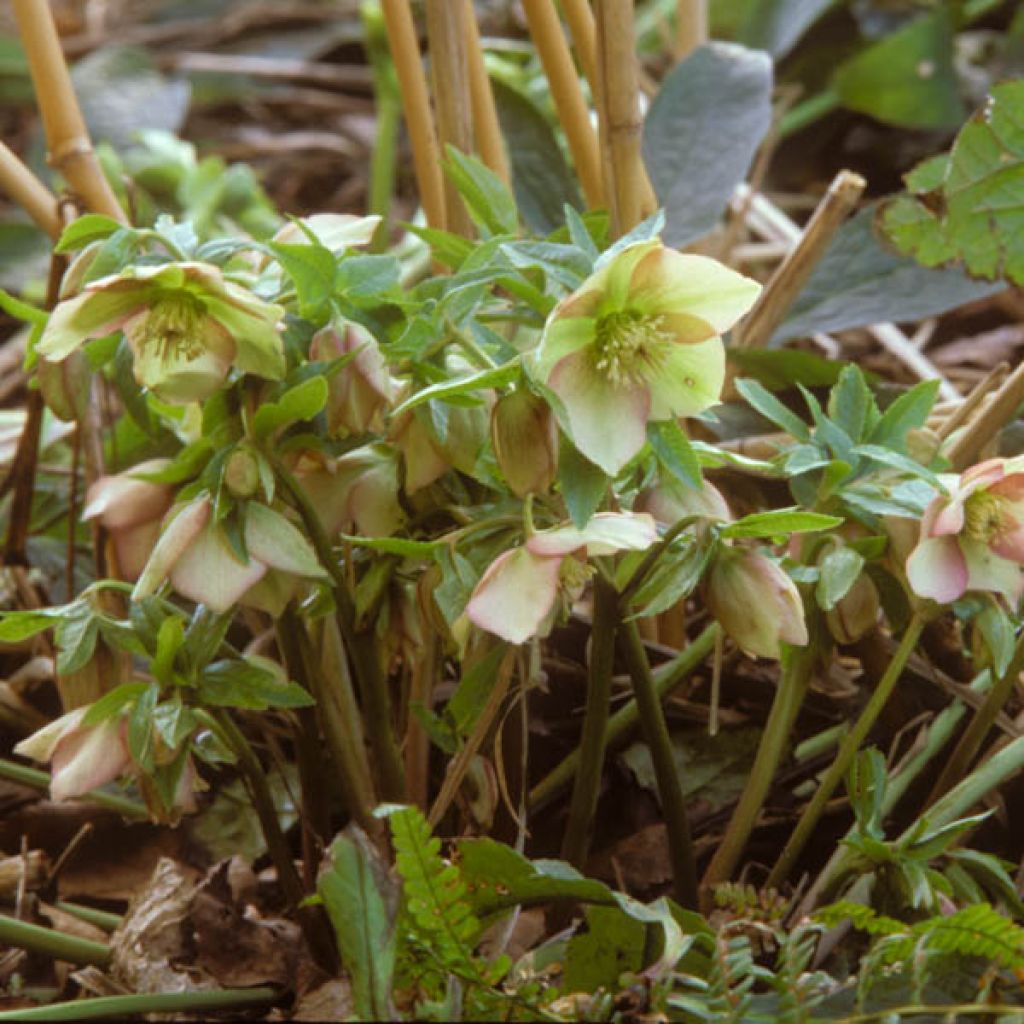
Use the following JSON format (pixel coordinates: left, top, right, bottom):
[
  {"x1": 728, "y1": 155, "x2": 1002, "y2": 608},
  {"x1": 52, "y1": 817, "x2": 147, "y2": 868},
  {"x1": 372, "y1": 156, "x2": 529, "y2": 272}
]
[
  {"x1": 12, "y1": 0, "x2": 125, "y2": 223},
  {"x1": 380, "y1": 0, "x2": 447, "y2": 231},
  {"x1": 425, "y1": 0, "x2": 475, "y2": 238},
  {"x1": 0, "y1": 142, "x2": 60, "y2": 240},
  {"x1": 521, "y1": 0, "x2": 605, "y2": 209},
  {"x1": 561, "y1": 0, "x2": 599, "y2": 94},
  {"x1": 676, "y1": 0, "x2": 708, "y2": 60},
  {"x1": 463, "y1": 0, "x2": 510, "y2": 188},
  {"x1": 947, "y1": 361, "x2": 1024, "y2": 471},
  {"x1": 594, "y1": 0, "x2": 654, "y2": 238}
]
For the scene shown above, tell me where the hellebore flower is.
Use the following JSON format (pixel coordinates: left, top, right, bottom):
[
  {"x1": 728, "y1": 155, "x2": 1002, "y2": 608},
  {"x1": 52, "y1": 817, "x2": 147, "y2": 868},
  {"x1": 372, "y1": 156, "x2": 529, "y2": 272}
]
[
  {"x1": 706, "y1": 547, "x2": 808, "y2": 659},
  {"x1": 466, "y1": 511, "x2": 658, "y2": 644},
  {"x1": 37, "y1": 262, "x2": 286, "y2": 404},
  {"x1": 491, "y1": 388, "x2": 558, "y2": 497},
  {"x1": 133, "y1": 495, "x2": 327, "y2": 613},
  {"x1": 530, "y1": 241, "x2": 760, "y2": 476},
  {"x1": 83, "y1": 458, "x2": 175, "y2": 580},
  {"x1": 635, "y1": 475, "x2": 732, "y2": 525},
  {"x1": 826, "y1": 572, "x2": 881, "y2": 645},
  {"x1": 906, "y1": 458, "x2": 1024, "y2": 604},
  {"x1": 310, "y1": 318, "x2": 397, "y2": 437},
  {"x1": 15, "y1": 706, "x2": 131, "y2": 801}
]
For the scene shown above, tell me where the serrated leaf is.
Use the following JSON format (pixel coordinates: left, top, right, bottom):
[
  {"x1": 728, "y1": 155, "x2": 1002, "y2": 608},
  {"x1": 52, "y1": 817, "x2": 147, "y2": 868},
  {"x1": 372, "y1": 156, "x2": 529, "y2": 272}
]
[
  {"x1": 199, "y1": 658, "x2": 315, "y2": 710},
  {"x1": 868, "y1": 379, "x2": 940, "y2": 449},
  {"x1": 252, "y1": 376, "x2": 328, "y2": 440},
  {"x1": 734, "y1": 377, "x2": 811, "y2": 440},
  {"x1": 558, "y1": 438, "x2": 607, "y2": 529},
  {"x1": 267, "y1": 239, "x2": 336, "y2": 316},
  {"x1": 816, "y1": 545, "x2": 864, "y2": 610},
  {"x1": 391, "y1": 360, "x2": 519, "y2": 418},
  {"x1": 722, "y1": 507, "x2": 843, "y2": 539},
  {"x1": 54, "y1": 214, "x2": 124, "y2": 253},
  {"x1": 443, "y1": 146, "x2": 519, "y2": 236},
  {"x1": 647, "y1": 419, "x2": 702, "y2": 489}
]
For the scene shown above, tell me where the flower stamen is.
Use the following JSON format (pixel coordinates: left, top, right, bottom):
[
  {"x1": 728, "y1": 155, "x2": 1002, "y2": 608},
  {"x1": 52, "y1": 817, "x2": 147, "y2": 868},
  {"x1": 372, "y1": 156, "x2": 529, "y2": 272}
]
[
  {"x1": 592, "y1": 310, "x2": 671, "y2": 386},
  {"x1": 128, "y1": 293, "x2": 207, "y2": 362},
  {"x1": 964, "y1": 491, "x2": 1007, "y2": 543}
]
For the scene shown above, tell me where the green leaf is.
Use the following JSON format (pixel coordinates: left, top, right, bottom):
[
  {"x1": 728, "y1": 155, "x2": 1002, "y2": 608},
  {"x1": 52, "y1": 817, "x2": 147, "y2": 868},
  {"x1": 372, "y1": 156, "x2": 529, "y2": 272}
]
[
  {"x1": 827, "y1": 365, "x2": 878, "y2": 443},
  {"x1": 443, "y1": 146, "x2": 518, "y2": 236},
  {"x1": 267, "y1": 240, "x2": 336, "y2": 316},
  {"x1": 54, "y1": 214, "x2": 124, "y2": 254},
  {"x1": 975, "y1": 601, "x2": 1016, "y2": 677},
  {"x1": 318, "y1": 827, "x2": 398, "y2": 1021},
  {"x1": 127, "y1": 682, "x2": 159, "y2": 768},
  {"x1": 81, "y1": 681, "x2": 151, "y2": 727},
  {"x1": 564, "y1": 905, "x2": 646, "y2": 992},
  {"x1": 558, "y1": 438, "x2": 607, "y2": 529},
  {"x1": 880, "y1": 79, "x2": 1024, "y2": 285},
  {"x1": 868, "y1": 379, "x2": 940, "y2": 449},
  {"x1": 734, "y1": 378, "x2": 811, "y2": 440},
  {"x1": 723, "y1": 507, "x2": 843, "y2": 539},
  {"x1": 833, "y1": 10, "x2": 963, "y2": 130},
  {"x1": 199, "y1": 658, "x2": 315, "y2": 710},
  {"x1": 774, "y1": 208, "x2": 1001, "y2": 343},
  {"x1": 647, "y1": 419, "x2": 702, "y2": 490},
  {"x1": 341, "y1": 535, "x2": 437, "y2": 558},
  {"x1": 816, "y1": 545, "x2": 864, "y2": 610},
  {"x1": 0, "y1": 609, "x2": 60, "y2": 643},
  {"x1": 391, "y1": 360, "x2": 519, "y2": 418},
  {"x1": 446, "y1": 644, "x2": 507, "y2": 740},
  {"x1": 730, "y1": 347, "x2": 851, "y2": 391},
  {"x1": 54, "y1": 602, "x2": 100, "y2": 675},
  {"x1": 252, "y1": 376, "x2": 329, "y2": 440},
  {"x1": 336, "y1": 253, "x2": 400, "y2": 299},
  {"x1": 741, "y1": 0, "x2": 838, "y2": 58},
  {"x1": 491, "y1": 79, "x2": 583, "y2": 235},
  {"x1": 151, "y1": 615, "x2": 184, "y2": 684},
  {"x1": 643, "y1": 43, "x2": 772, "y2": 247}
]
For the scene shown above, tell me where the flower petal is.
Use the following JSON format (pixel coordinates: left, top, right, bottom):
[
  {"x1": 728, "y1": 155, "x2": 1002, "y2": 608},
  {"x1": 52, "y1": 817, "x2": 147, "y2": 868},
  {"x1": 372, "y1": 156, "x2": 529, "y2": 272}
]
[
  {"x1": 244, "y1": 503, "x2": 327, "y2": 578},
  {"x1": 201, "y1": 290, "x2": 286, "y2": 382},
  {"x1": 37, "y1": 283, "x2": 147, "y2": 361},
  {"x1": 50, "y1": 717, "x2": 130, "y2": 801},
  {"x1": 133, "y1": 495, "x2": 212, "y2": 601},
  {"x1": 14, "y1": 708, "x2": 85, "y2": 763},
  {"x1": 528, "y1": 511, "x2": 658, "y2": 557},
  {"x1": 532, "y1": 314, "x2": 596, "y2": 380},
  {"x1": 906, "y1": 535, "x2": 968, "y2": 603},
  {"x1": 627, "y1": 249, "x2": 761, "y2": 334},
  {"x1": 83, "y1": 458, "x2": 173, "y2": 530},
  {"x1": 466, "y1": 547, "x2": 562, "y2": 645},
  {"x1": 170, "y1": 523, "x2": 267, "y2": 613},
  {"x1": 548, "y1": 349, "x2": 649, "y2": 476},
  {"x1": 645, "y1": 336, "x2": 725, "y2": 420},
  {"x1": 961, "y1": 538, "x2": 1024, "y2": 602}
]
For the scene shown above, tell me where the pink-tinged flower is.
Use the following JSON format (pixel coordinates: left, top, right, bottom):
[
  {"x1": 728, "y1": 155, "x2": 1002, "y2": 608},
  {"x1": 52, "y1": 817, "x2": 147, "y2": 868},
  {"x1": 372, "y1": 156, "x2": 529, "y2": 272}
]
[
  {"x1": 14, "y1": 706, "x2": 131, "y2": 801},
  {"x1": 310, "y1": 318, "x2": 397, "y2": 437},
  {"x1": 83, "y1": 458, "x2": 175, "y2": 580},
  {"x1": 491, "y1": 388, "x2": 558, "y2": 497},
  {"x1": 390, "y1": 410, "x2": 450, "y2": 494},
  {"x1": 635, "y1": 476, "x2": 732, "y2": 525},
  {"x1": 706, "y1": 547, "x2": 808, "y2": 659},
  {"x1": 906, "y1": 458, "x2": 1024, "y2": 604},
  {"x1": 826, "y1": 573, "x2": 880, "y2": 645},
  {"x1": 271, "y1": 213, "x2": 381, "y2": 251},
  {"x1": 466, "y1": 512, "x2": 658, "y2": 644},
  {"x1": 36, "y1": 262, "x2": 285, "y2": 404},
  {"x1": 133, "y1": 495, "x2": 327, "y2": 613},
  {"x1": 529, "y1": 241, "x2": 760, "y2": 475}
]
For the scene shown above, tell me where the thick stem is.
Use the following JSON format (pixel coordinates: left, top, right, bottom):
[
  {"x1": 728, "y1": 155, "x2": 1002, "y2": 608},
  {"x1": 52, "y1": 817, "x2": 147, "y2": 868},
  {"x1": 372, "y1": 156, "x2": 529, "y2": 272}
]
[
  {"x1": 12, "y1": 0, "x2": 126, "y2": 222},
  {"x1": 379, "y1": 0, "x2": 447, "y2": 231},
  {"x1": 767, "y1": 614, "x2": 927, "y2": 887},
  {"x1": 926, "y1": 632, "x2": 1024, "y2": 805},
  {"x1": 0, "y1": 988, "x2": 277, "y2": 1022},
  {"x1": 560, "y1": 574, "x2": 620, "y2": 870},
  {"x1": 701, "y1": 640, "x2": 817, "y2": 906},
  {"x1": 0, "y1": 141, "x2": 60, "y2": 238},
  {"x1": 273, "y1": 458, "x2": 406, "y2": 801},
  {"x1": 0, "y1": 912, "x2": 109, "y2": 967},
  {"x1": 0, "y1": 759, "x2": 146, "y2": 821},
  {"x1": 620, "y1": 618, "x2": 699, "y2": 909},
  {"x1": 463, "y1": 0, "x2": 511, "y2": 187},
  {"x1": 675, "y1": 0, "x2": 708, "y2": 59},
  {"x1": 531, "y1": 621, "x2": 718, "y2": 812},
  {"x1": 362, "y1": 1, "x2": 400, "y2": 252}
]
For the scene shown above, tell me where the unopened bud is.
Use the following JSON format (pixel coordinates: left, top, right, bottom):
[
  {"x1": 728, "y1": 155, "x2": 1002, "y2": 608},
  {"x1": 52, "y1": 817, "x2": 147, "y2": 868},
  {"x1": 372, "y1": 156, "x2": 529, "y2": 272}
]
[
  {"x1": 491, "y1": 389, "x2": 558, "y2": 497},
  {"x1": 224, "y1": 447, "x2": 261, "y2": 498},
  {"x1": 826, "y1": 573, "x2": 880, "y2": 644}
]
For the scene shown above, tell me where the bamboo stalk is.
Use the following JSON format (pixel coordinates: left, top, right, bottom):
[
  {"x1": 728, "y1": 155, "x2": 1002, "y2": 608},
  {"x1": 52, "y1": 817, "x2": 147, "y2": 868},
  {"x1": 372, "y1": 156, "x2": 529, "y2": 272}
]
[
  {"x1": 935, "y1": 362, "x2": 1007, "y2": 442},
  {"x1": 380, "y1": 0, "x2": 446, "y2": 231},
  {"x1": 463, "y1": 0, "x2": 510, "y2": 188},
  {"x1": 0, "y1": 142, "x2": 60, "y2": 239},
  {"x1": 561, "y1": 0, "x2": 599, "y2": 94},
  {"x1": 946, "y1": 360, "x2": 1024, "y2": 471},
  {"x1": 11, "y1": 0, "x2": 125, "y2": 222},
  {"x1": 675, "y1": 0, "x2": 708, "y2": 60},
  {"x1": 734, "y1": 170, "x2": 865, "y2": 349},
  {"x1": 521, "y1": 0, "x2": 605, "y2": 209},
  {"x1": 593, "y1": 0, "x2": 650, "y2": 238},
  {"x1": 425, "y1": 0, "x2": 474, "y2": 238}
]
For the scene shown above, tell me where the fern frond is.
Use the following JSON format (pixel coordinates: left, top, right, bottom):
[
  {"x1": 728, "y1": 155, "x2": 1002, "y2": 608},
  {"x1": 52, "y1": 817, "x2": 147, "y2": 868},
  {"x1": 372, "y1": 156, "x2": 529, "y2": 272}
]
[
  {"x1": 912, "y1": 902, "x2": 1024, "y2": 969},
  {"x1": 816, "y1": 900, "x2": 905, "y2": 937}
]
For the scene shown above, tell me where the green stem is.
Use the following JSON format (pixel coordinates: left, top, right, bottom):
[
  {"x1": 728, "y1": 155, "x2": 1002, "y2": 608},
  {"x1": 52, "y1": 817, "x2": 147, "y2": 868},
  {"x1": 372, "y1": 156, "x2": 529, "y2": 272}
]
[
  {"x1": 0, "y1": 988, "x2": 277, "y2": 1021},
  {"x1": 0, "y1": 913, "x2": 110, "y2": 966},
  {"x1": 362, "y1": 0, "x2": 399, "y2": 252},
  {"x1": 778, "y1": 88, "x2": 841, "y2": 139},
  {"x1": 701, "y1": 639, "x2": 817, "y2": 903},
  {"x1": 530, "y1": 622, "x2": 719, "y2": 812},
  {"x1": 0, "y1": 758, "x2": 148, "y2": 820},
  {"x1": 560, "y1": 573, "x2": 619, "y2": 871},
  {"x1": 620, "y1": 618, "x2": 699, "y2": 909},
  {"x1": 925, "y1": 632, "x2": 1024, "y2": 806},
  {"x1": 767, "y1": 613, "x2": 927, "y2": 887},
  {"x1": 617, "y1": 516, "x2": 699, "y2": 607},
  {"x1": 273, "y1": 457, "x2": 406, "y2": 801},
  {"x1": 53, "y1": 902, "x2": 122, "y2": 933}
]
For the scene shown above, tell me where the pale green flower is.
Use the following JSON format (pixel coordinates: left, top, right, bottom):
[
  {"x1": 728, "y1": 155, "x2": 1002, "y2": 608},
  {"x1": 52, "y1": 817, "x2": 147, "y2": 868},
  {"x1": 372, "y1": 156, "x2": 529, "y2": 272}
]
[
  {"x1": 530, "y1": 241, "x2": 760, "y2": 475},
  {"x1": 37, "y1": 262, "x2": 285, "y2": 404}
]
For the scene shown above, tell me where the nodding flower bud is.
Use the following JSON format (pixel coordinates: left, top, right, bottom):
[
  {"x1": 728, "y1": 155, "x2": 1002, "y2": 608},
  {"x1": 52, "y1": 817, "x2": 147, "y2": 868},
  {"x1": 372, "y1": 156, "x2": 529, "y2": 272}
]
[
  {"x1": 706, "y1": 547, "x2": 808, "y2": 660},
  {"x1": 310, "y1": 318, "x2": 396, "y2": 437},
  {"x1": 491, "y1": 389, "x2": 558, "y2": 497},
  {"x1": 635, "y1": 476, "x2": 731, "y2": 525},
  {"x1": 826, "y1": 573, "x2": 880, "y2": 645},
  {"x1": 224, "y1": 447, "x2": 262, "y2": 498}
]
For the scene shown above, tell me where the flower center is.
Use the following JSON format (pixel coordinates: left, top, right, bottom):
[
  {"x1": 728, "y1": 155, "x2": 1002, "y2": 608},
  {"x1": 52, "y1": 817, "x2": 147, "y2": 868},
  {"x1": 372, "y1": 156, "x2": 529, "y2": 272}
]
[
  {"x1": 592, "y1": 310, "x2": 670, "y2": 386},
  {"x1": 130, "y1": 293, "x2": 207, "y2": 362},
  {"x1": 964, "y1": 490, "x2": 1008, "y2": 543}
]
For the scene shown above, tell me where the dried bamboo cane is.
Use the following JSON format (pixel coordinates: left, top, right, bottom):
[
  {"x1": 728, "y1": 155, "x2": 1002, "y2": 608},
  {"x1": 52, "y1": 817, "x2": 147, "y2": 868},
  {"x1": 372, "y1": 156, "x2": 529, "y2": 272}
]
[
  {"x1": 425, "y1": 0, "x2": 474, "y2": 238},
  {"x1": 463, "y1": 0, "x2": 510, "y2": 188},
  {"x1": 380, "y1": 0, "x2": 447, "y2": 231},
  {"x1": 12, "y1": 0, "x2": 125, "y2": 223},
  {"x1": 561, "y1": 0, "x2": 599, "y2": 94},
  {"x1": 0, "y1": 142, "x2": 60, "y2": 239},
  {"x1": 676, "y1": 0, "x2": 708, "y2": 60},
  {"x1": 593, "y1": 0, "x2": 657, "y2": 238},
  {"x1": 521, "y1": 0, "x2": 605, "y2": 209},
  {"x1": 947, "y1": 361, "x2": 1024, "y2": 471}
]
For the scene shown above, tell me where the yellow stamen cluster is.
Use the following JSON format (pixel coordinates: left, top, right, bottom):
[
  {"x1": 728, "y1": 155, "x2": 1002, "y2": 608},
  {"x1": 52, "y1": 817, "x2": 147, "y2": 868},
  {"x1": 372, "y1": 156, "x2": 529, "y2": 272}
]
[
  {"x1": 964, "y1": 490, "x2": 1008, "y2": 543},
  {"x1": 592, "y1": 310, "x2": 671, "y2": 386},
  {"x1": 129, "y1": 293, "x2": 207, "y2": 362}
]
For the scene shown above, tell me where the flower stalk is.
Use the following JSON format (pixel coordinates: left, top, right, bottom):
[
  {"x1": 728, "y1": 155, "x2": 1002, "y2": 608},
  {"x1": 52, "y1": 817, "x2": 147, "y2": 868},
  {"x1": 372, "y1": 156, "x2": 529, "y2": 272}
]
[{"x1": 767, "y1": 613, "x2": 927, "y2": 887}]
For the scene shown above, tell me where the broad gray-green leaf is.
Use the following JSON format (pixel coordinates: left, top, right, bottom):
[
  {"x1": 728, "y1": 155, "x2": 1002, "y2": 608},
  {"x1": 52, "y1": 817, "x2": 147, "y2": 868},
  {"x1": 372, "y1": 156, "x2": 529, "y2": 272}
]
[
  {"x1": 880, "y1": 79, "x2": 1024, "y2": 285},
  {"x1": 772, "y1": 209, "x2": 1001, "y2": 343},
  {"x1": 741, "y1": 0, "x2": 838, "y2": 58},
  {"x1": 643, "y1": 43, "x2": 772, "y2": 247}
]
